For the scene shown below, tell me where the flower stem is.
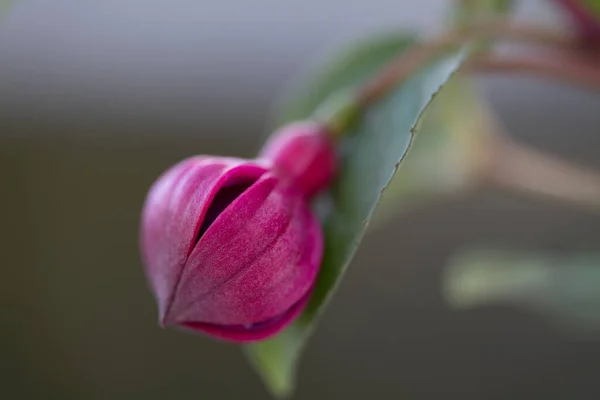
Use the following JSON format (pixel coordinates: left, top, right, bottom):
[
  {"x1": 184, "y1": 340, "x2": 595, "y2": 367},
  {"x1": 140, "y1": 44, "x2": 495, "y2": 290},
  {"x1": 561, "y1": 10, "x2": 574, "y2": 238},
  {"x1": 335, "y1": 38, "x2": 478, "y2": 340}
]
[
  {"x1": 356, "y1": 20, "x2": 585, "y2": 109},
  {"x1": 462, "y1": 19, "x2": 575, "y2": 48},
  {"x1": 356, "y1": 34, "x2": 454, "y2": 107},
  {"x1": 465, "y1": 51, "x2": 600, "y2": 90}
]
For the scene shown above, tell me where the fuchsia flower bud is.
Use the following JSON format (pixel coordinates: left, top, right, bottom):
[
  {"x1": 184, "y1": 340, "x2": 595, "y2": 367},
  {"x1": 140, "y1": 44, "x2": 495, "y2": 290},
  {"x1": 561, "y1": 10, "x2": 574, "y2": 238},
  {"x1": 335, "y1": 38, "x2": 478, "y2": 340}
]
[
  {"x1": 140, "y1": 122, "x2": 336, "y2": 342},
  {"x1": 260, "y1": 121, "x2": 337, "y2": 198}
]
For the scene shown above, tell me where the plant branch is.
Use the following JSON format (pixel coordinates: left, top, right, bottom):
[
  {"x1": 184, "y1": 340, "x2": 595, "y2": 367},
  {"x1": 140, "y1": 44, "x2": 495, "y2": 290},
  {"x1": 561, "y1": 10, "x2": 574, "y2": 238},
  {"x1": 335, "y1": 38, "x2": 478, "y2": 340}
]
[
  {"x1": 462, "y1": 19, "x2": 575, "y2": 48},
  {"x1": 357, "y1": 35, "x2": 454, "y2": 107},
  {"x1": 356, "y1": 20, "x2": 583, "y2": 108},
  {"x1": 464, "y1": 51, "x2": 600, "y2": 89}
]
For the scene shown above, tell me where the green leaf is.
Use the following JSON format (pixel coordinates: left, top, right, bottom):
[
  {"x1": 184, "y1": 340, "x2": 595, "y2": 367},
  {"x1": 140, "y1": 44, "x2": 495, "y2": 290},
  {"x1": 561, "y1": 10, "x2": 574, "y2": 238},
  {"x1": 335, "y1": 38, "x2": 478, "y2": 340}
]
[
  {"x1": 371, "y1": 77, "x2": 492, "y2": 225},
  {"x1": 443, "y1": 249, "x2": 600, "y2": 336},
  {"x1": 246, "y1": 33, "x2": 470, "y2": 398},
  {"x1": 1, "y1": 0, "x2": 16, "y2": 16},
  {"x1": 585, "y1": 0, "x2": 600, "y2": 14},
  {"x1": 450, "y1": 0, "x2": 516, "y2": 28}
]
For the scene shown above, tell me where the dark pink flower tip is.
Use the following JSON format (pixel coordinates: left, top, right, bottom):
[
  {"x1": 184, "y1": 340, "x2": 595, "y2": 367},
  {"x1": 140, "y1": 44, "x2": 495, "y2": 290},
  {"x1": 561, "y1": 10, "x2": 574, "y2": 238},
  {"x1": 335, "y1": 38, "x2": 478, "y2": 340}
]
[
  {"x1": 260, "y1": 121, "x2": 337, "y2": 198},
  {"x1": 140, "y1": 156, "x2": 323, "y2": 342}
]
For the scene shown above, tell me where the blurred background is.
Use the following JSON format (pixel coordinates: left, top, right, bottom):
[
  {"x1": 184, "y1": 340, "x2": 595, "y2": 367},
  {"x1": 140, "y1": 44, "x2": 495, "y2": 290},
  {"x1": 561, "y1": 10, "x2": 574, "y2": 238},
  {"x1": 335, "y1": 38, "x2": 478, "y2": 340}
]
[{"x1": 2, "y1": 0, "x2": 600, "y2": 399}]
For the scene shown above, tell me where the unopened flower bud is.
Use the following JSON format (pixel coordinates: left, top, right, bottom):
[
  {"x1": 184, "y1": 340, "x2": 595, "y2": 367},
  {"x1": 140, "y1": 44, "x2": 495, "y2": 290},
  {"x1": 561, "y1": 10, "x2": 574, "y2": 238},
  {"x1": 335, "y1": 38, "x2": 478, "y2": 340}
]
[
  {"x1": 260, "y1": 121, "x2": 337, "y2": 197},
  {"x1": 140, "y1": 121, "x2": 338, "y2": 342},
  {"x1": 140, "y1": 156, "x2": 324, "y2": 342}
]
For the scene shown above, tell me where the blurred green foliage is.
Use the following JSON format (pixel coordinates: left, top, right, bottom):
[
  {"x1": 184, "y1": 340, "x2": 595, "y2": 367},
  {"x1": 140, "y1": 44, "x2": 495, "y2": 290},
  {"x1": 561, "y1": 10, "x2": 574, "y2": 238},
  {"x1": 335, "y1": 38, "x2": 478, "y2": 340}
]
[
  {"x1": 583, "y1": 0, "x2": 600, "y2": 14},
  {"x1": 444, "y1": 249, "x2": 600, "y2": 336},
  {"x1": 1, "y1": 0, "x2": 16, "y2": 15},
  {"x1": 451, "y1": 0, "x2": 515, "y2": 28}
]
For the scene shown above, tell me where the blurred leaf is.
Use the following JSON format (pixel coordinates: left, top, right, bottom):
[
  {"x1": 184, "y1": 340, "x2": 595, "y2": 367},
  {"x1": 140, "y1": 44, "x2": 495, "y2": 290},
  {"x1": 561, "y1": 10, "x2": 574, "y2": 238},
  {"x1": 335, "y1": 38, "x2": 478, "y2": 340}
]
[
  {"x1": 579, "y1": 0, "x2": 600, "y2": 14},
  {"x1": 450, "y1": 0, "x2": 516, "y2": 54},
  {"x1": 371, "y1": 77, "x2": 494, "y2": 225},
  {"x1": 451, "y1": 0, "x2": 516, "y2": 28},
  {"x1": 443, "y1": 249, "x2": 600, "y2": 335},
  {"x1": 271, "y1": 33, "x2": 415, "y2": 127},
  {"x1": 588, "y1": 0, "x2": 600, "y2": 13},
  {"x1": 246, "y1": 33, "x2": 470, "y2": 398},
  {"x1": 1, "y1": 0, "x2": 16, "y2": 16}
]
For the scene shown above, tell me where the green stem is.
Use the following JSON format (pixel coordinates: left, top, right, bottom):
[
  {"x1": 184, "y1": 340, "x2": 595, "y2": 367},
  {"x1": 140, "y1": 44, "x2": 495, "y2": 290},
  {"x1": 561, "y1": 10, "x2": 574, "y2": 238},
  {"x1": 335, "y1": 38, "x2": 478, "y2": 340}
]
[{"x1": 312, "y1": 89, "x2": 361, "y2": 139}]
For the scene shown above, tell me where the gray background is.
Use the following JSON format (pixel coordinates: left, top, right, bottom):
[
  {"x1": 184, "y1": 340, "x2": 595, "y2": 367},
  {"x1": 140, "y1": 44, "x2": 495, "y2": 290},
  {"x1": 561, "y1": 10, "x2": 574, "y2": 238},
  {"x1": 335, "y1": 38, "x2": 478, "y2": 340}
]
[{"x1": 1, "y1": 1, "x2": 600, "y2": 399}]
